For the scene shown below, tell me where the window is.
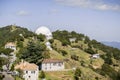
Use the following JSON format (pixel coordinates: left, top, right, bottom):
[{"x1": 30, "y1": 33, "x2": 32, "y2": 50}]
[
  {"x1": 26, "y1": 71, "x2": 28, "y2": 74},
  {"x1": 58, "y1": 62, "x2": 62, "y2": 66},
  {"x1": 45, "y1": 67, "x2": 47, "y2": 70},
  {"x1": 53, "y1": 63, "x2": 56, "y2": 66},
  {"x1": 45, "y1": 63, "x2": 47, "y2": 66},
  {"x1": 31, "y1": 71, "x2": 35, "y2": 74}
]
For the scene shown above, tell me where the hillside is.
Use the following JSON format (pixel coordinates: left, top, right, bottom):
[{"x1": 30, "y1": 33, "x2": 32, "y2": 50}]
[
  {"x1": 0, "y1": 25, "x2": 120, "y2": 80},
  {"x1": 0, "y1": 25, "x2": 35, "y2": 47}
]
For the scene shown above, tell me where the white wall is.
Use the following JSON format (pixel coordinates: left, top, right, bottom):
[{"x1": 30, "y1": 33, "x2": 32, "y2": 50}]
[
  {"x1": 23, "y1": 69, "x2": 39, "y2": 80},
  {"x1": 41, "y1": 62, "x2": 64, "y2": 71},
  {"x1": 5, "y1": 46, "x2": 16, "y2": 51}
]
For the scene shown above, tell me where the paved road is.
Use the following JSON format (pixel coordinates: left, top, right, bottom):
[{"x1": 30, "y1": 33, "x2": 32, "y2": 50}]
[{"x1": 2, "y1": 72, "x2": 14, "y2": 80}]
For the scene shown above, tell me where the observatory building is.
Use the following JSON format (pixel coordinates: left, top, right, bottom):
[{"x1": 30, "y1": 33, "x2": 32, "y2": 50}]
[{"x1": 35, "y1": 26, "x2": 52, "y2": 40}]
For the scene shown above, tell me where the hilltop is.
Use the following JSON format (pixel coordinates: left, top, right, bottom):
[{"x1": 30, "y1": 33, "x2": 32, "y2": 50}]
[{"x1": 0, "y1": 25, "x2": 120, "y2": 80}]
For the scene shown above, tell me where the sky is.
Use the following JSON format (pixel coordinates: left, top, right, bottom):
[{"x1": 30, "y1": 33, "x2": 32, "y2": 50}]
[{"x1": 0, "y1": 0, "x2": 120, "y2": 42}]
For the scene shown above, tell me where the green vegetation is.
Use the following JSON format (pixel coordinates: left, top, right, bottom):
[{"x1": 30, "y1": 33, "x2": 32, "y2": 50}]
[
  {"x1": 0, "y1": 25, "x2": 34, "y2": 47},
  {"x1": 17, "y1": 41, "x2": 46, "y2": 65},
  {"x1": 0, "y1": 25, "x2": 120, "y2": 80},
  {"x1": 37, "y1": 34, "x2": 46, "y2": 42},
  {"x1": 71, "y1": 54, "x2": 79, "y2": 61},
  {"x1": 39, "y1": 71, "x2": 46, "y2": 79},
  {"x1": 0, "y1": 74, "x2": 4, "y2": 80},
  {"x1": 74, "y1": 68, "x2": 81, "y2": 80},
  {"x1": 0, "y1": 48, "x2": 14, "y2": 55},
  {"x1": 60, "y1": 50, "x2": 68, "y2": 56}
]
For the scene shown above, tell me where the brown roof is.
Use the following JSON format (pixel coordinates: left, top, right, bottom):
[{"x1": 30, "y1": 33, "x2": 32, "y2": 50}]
[
  {"x1": 15, "y1": 61, "x2": 38, "y2": 71},
  {"x1": 5, "y1": 42, "x2": 16, "y2": 46},
  {"x1": 42, "y1": 59, "x2": 63, "y2": 63}
]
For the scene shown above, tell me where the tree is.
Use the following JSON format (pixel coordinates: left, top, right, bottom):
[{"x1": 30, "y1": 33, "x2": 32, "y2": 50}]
[
  {"x1": 84, "y1": 48, "x2": 95, "y2": 55},
  {"x1": 1, "y1": 48, "x2": 14, "y2": 55},
  {"x1": 71, "y1": 55, "x2": 79, "y2": 61},
  {"x1": 74, "y1": 68, "x2": 81, "y2": 80},
  {"x1": 39, "y1": 71, "x2": 45, "y2": 79},
  {"x1": 42, "y1": 51, "x2": 50, "y2": 59},
  {"x1": 0, "y1": 57, "x2": 9, "y2": 70},
  {"x1": 37, "y1": 34, "x2": 45, "y2": 42},
  {"x1": 60, "y1": 50, "x2": 68, "y2": 56},
  {"x1": 0, "y1": 74, "x2": 4, "y2": 80},
  {"x1": 84, "y1": 36, "x2": 90, "y2": 44},
  {"x1": 18, "y1": 41, "x2": 46, "y2": 65},
  {"x1": 102, "y1": 64, "x2": 118, "y2": 80},
  {"x1": 16, "y1": 69, "x2": 24, "y2": 79},
  {"x1": 62, "y1": 39, "x2": 70, "y2": 46},
  {"x1": 49, "y1": 39, "x2": 54, "y2": 44},
  {"x1": 117, "y1": 70, "x2": 120, "y2": 79},
  {"x1": 17, "y1": 41, "x2": 23, "y2": 48}
]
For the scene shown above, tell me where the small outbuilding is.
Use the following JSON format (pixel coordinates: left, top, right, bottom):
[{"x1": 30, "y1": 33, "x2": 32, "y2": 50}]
[
  {"x1": 91, "y1": 54, "x2": 100, "y2": 59},
  {"x1": 69, "y1": 38, "x2": 76, "y2": 43}
]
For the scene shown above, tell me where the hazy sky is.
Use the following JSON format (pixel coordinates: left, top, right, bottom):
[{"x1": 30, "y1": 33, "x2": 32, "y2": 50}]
[{"x1": 0, "y1": 0, "x2": 120, "y2": 42}]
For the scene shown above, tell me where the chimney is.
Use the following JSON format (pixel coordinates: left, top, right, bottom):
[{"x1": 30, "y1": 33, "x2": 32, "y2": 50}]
[
  {"x1": 23, "y1": 62, "x2": 27, "y2": 67},
  {"x1": 21, "y1": 59, "x2": 24, "y2": 63}
]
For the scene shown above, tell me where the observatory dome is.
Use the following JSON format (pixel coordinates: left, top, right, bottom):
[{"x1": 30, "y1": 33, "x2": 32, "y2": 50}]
[{"x1": 35, "y1": 26, "x2": 52, "y2": 40}]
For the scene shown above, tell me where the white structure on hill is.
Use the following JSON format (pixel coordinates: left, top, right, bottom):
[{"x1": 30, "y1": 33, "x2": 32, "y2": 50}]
[
  {"x1": 45, "y1": 42, "x2": 52, "y2": 50},
  {"x1": 41, "y1": 59, "x2": 64, "y2": 71},
  {"x1": 15, "y1": 61, "x2": 39, "y2": 80},
  {"x1": 69, "y1": 38, "x2": 76, "y2": 42},
  {"x1": 91, "y1": 54, "x2": 100, "y2": 59},
  {"x1": 5, "y1": 42, "x2": 16, "y2": 51},
  {"x1": 35, "y1": 26, "x2": 52, "y2": 40}
]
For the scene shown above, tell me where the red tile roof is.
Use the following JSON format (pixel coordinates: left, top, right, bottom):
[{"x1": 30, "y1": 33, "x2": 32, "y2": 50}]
[
  {"x1": 15, "y1": 61, "x2": 38, "y2": 71},
  {"x1": 42, "y1": 59, "x2": 63, "y2": 63}
]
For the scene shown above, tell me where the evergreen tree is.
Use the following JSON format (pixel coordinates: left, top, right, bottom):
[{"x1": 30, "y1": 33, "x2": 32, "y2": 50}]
[
  {"x1": 74, "y1": 68, "x2": 81, "y2": 80},
  {"x1": 39, "y1": 71, "x2": 45, "y2": 79},
  {"x1": 18, "y1": 41, "x2": 46, "y2": 64}
]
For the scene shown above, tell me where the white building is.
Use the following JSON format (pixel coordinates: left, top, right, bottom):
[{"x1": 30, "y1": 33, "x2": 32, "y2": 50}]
[
  {"x1": 91, "y1": 54, "x2": 100, "y2": 59},
  {"x1": 35, "y1": 26, "x2": 52, "y2": 40},
  {"x1": 5, "y1": 42, "x2": 16, "y2": 51},
  {"x1": 45, "y1": 42, "x2": 52, "y2": 50},
  {"x1": 41, "y1": 59, "x2": 64, "y2": 71},
  {"x1": 15, "y1": 61, "x2": 39, "y2": 80},
  {"x1": 69, "y1": 38, "x2": 76, "y2": 43}
]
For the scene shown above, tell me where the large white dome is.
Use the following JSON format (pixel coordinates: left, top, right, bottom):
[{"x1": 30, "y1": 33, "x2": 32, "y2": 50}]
[{"x1": 35, "y1": 26, "x2": 52, "y2": 40}]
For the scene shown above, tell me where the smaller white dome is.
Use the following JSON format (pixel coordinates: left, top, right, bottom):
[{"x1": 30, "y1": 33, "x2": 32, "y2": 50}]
[
  {"x1": 45, "y1": 42, "x2": 51, "y2": 46},
  {"x1": 35, "y1": 26, "x2": 52, "y2": 40},
  {"x1": 45, "y1": 42, "x2": 52, "y2": 50}
]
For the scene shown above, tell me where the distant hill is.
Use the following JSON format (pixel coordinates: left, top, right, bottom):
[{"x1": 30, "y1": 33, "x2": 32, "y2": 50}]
[{"x1": 102, "y1": 41, "x2": 120, "y2": 49}]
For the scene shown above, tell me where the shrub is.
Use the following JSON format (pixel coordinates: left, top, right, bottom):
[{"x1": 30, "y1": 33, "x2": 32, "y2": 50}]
[
  {"x1": 71, "y1": 55, "x2": 79, "y2": 61},
  {"x1": 60, "y1": 50, "x2": 68, "y2": 56},
  {"x1": 49, "y1": 39, "x2": 54, "y2": 44},
  {"x1": 84, "y1": 48, "x2": 95, "y2": 55},
  {"x1": 74, "y1": 68, "x2": 81, "y2": 80},
  {"x1": 39, "y1": 71, "x2": 45, "y2": 79}
]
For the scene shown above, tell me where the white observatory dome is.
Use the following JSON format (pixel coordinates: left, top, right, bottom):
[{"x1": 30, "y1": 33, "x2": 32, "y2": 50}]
[{"x1": 35, "y1": 26, "x2": 52, "y2": 40}]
